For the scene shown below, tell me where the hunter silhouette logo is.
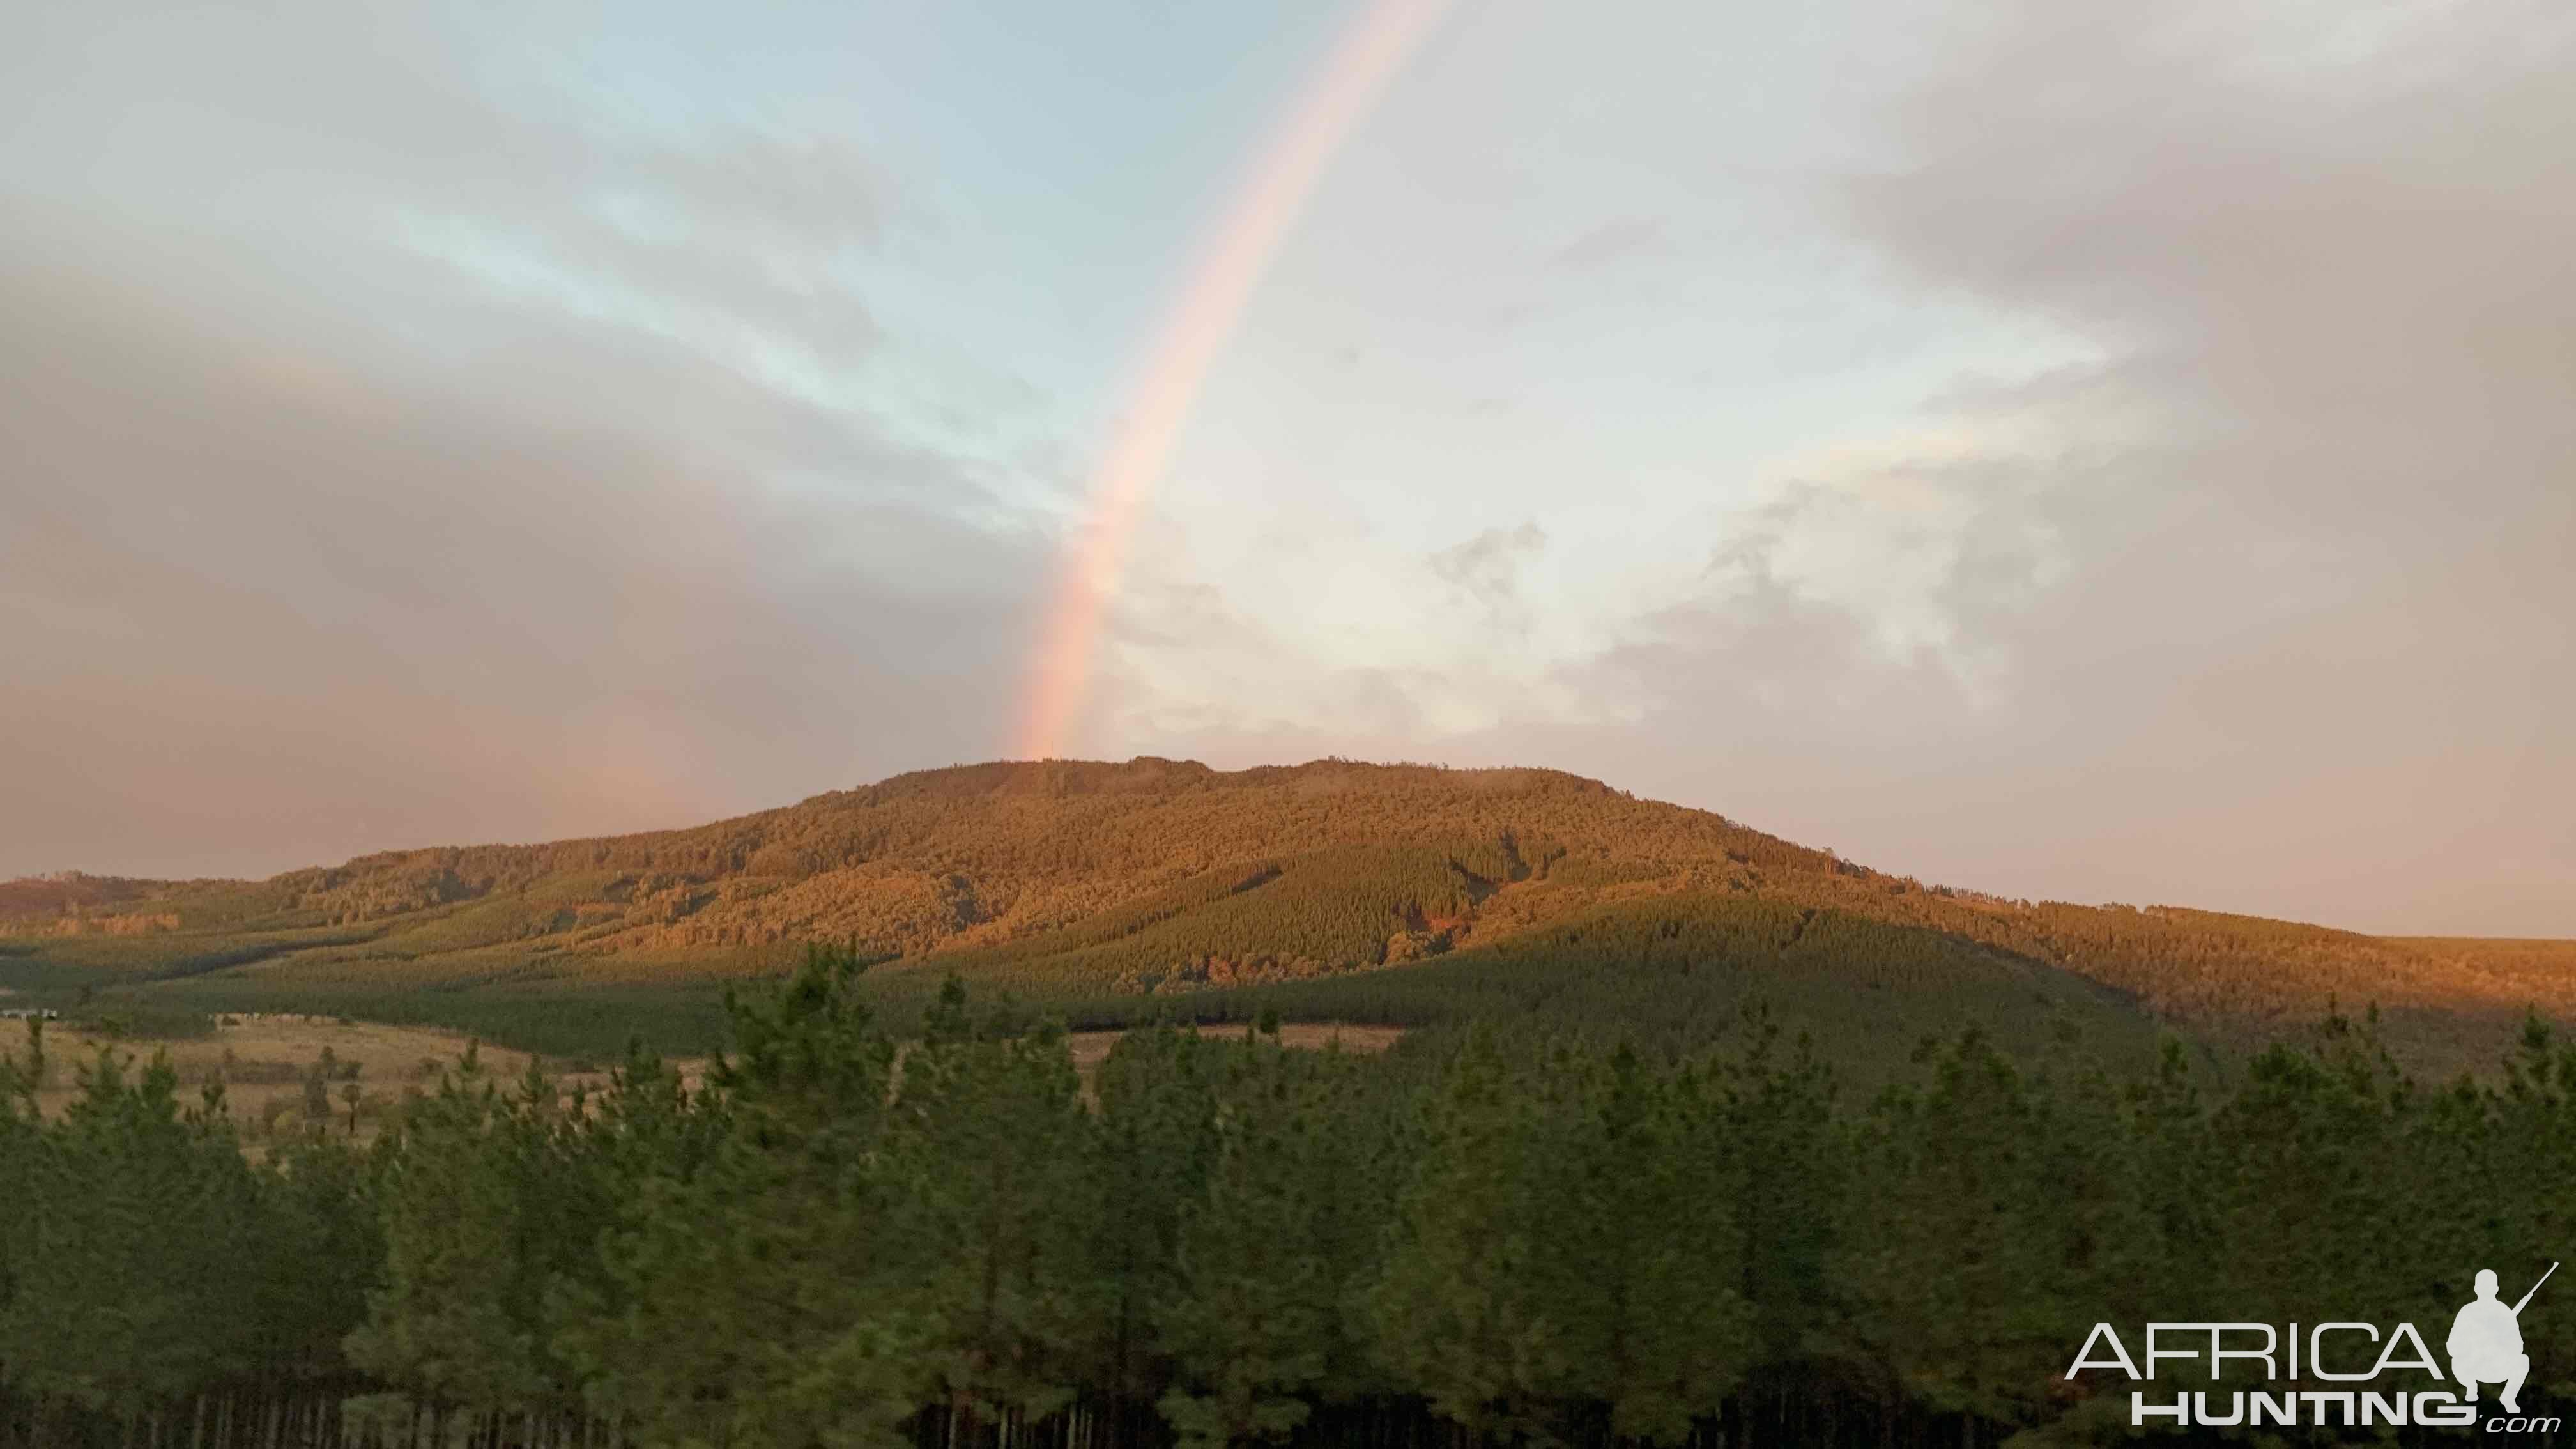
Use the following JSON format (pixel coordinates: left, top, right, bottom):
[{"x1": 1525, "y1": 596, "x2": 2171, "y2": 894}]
[
  {"x1": 2452, "y1": 1262, "x2": 2553, "y2": 1414},
  {"x1": 2066, "y1": 1261, "x2": 2559, "y2": 1432}
]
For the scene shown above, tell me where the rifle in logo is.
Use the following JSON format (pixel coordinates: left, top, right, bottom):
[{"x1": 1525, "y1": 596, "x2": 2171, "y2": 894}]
[{"x1": 2517, "y1": 1262, "x2": 2557, "y2": 1315}]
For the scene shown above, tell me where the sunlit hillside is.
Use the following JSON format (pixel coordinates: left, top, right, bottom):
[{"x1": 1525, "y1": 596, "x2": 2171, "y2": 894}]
[{"x1": 3, "y1": 758, "x2": 2566, "y2": 1068}]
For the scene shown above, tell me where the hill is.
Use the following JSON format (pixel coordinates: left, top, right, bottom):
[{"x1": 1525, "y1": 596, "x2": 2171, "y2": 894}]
[{"x1": 3, "y1": 758, "x2": 2566, "y2": 1070}]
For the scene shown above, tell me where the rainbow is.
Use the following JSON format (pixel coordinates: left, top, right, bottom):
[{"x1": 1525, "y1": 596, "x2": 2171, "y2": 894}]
[{"x1": 1013, "y1": 0, "x2": 1455, "y2": 761}]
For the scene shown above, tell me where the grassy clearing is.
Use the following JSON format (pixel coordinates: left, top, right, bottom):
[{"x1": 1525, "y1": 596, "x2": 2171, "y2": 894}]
[
  {"x1": 7, "y1": 1009, "x2": 1399, "y2": 1149},
  {"x1": 1061, "y1": 1020, "x2": 1402, "y2": 1085},
  {"x1": 10, "y1": 1013, "x2": 656, "y2": 1148}
]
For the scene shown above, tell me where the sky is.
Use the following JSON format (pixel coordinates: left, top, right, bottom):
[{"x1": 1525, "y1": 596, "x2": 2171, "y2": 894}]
[{"x1": 3, "y1": 0, "x2": 2569, "y2": 935}]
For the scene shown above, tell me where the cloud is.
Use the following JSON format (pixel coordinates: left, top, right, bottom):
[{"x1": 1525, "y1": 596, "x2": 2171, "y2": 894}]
[
  {"x1": 1134, "y1": 0, "x2": 2576, "y2": 935},
  {"x1": 1575, "y1": 0, "x2": 2576, "y2": 933},
  {"x1": 0, "y1": 231, "x2": 1045, "y2": 878},
  {"x1": 1428, "y1": 522, "x2": 1547, "y2": 624},
  {"x1": 0, "y1": 10, "x2": 1053, "y2": 880},
  {"x1": 5, "y1": 0, "x2": 2568, "y2": 942},
  {"x1": 1547, "y1": 216, "x2": 1666, "y2": 270}
]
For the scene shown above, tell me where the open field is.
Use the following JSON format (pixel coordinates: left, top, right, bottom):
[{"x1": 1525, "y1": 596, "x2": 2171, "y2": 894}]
[
  {"x1": 1061, "y1": 1020, "x2": 1403, "y2": 1074},
  {"x1": 9, "y1": 1012, "x2": 1405, "y2": 1146},
  {"x1": 1059, "y1": 1021, "x2": 1405, "y2": 1099},
  {"x1": 12, "y1": 1013, "x2": 627, "y2": 1146}
]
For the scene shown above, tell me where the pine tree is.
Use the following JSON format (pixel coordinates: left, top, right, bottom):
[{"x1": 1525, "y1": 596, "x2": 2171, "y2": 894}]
[
  {"x1": 0, "y1": 1045, "x2": 262, "y2": 1425},
  {"x1": 1550, "y1": 1045, "x2": 1752, "y2": 1444},
  {"x1": 1367, "y1": 1025, "x2": 1557, "y2": 1438},
  {"x1": 1155, "y1": 1034, "x2": 1360, "y2": 1446},
  {"x1": 345, "y1": 1043, "x2": 604, "y2": 1426},
  {"x1": 560, "y1": 939, "x2": 925, "y2": 1447},
  {"x1": 1091, "y1": 1020, "x2": 1225, "y2": 1413},
  {"x1": 1838, "y1": 1031, "x2": 2066, "y2": 1436},
  {"x1": 887, "y1": 975, "x2": 1104, "y2": 1435}
]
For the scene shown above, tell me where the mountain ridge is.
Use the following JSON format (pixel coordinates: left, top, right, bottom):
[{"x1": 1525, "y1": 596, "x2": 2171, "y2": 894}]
[{"x1": 4, "y1": 757, "x2": 2568, "y2": 1068}]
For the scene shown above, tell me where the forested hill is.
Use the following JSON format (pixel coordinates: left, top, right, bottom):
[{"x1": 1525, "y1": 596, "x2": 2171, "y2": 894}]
[{"x1": 4, "y1": 758, "x2": 2568, "y2": 1062}]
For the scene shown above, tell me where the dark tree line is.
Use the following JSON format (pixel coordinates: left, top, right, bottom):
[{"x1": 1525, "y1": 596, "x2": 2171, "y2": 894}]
[{"x1": 5, "y1": 942, "x2": 2573, "y2": 1447}]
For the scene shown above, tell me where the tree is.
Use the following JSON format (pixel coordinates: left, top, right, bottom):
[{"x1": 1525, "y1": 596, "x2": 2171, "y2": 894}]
[
  {"x1": 1367, "y1": 1027, "x2": 1558, "y2": 1438},
  {"x1": 1544, "y1": 1045, "x2": 1752, "y2": 1443},
  {"x1": 302, "y1": 1049, "x2": 336, "y2": 1131},
  {"x1": 1155, "y1": 1034, "x2": 1352, "y2": 1446},
  {"x1": 346, "y1": 1046, "x2": 603, "y2": 1431},
  {"x1": 885, "y1": 976, "x2": 1104, "y2": 1436},
  {"x1": 0, "y1": 1046, "x2": 263, "y2": 1433},
  {"x1": 560, "y1": 939, "x2": 925, "y2": 1448},
  {"x1": 1839, "y1": 1031, "x2": 2084, "y2": 1439},
  {"x1": 1090, "y1": 1021, "x2": 1224, "y2": 1416}
]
